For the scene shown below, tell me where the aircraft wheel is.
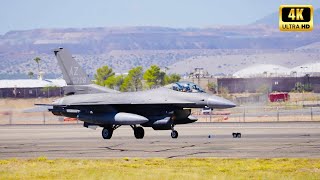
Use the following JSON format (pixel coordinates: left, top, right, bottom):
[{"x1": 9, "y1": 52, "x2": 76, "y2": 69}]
[
  {"x1": 171, "y1": 130, "x2": 178, "y2": 139},
  {"x1": 102, "y1": 127, "x2": 113, "y2": 139},
  {"x1": 134, "y1": 127, "x2": 144, "y2": 139},
  {"x1": 237, "y1": 133, "x2": 241, "y2": 138},
  {"x1": 232, "y1": 133, "x2": 237, "y2": 138}
]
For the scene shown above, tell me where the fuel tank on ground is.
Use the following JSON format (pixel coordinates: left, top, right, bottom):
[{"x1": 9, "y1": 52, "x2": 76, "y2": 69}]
[{"x1": 77, "y1": 112, "x2": 149, "y2": 125}]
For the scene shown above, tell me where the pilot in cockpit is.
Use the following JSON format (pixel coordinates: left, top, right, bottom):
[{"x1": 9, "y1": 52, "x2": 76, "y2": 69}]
[{"x1": 169, "y1": 82, "x2": 204, "y2": 93}]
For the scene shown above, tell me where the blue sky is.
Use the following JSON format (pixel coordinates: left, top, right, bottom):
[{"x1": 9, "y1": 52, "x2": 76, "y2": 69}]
[{"x1": 0, "y1": 0, "x2": 319, "y2": 35}]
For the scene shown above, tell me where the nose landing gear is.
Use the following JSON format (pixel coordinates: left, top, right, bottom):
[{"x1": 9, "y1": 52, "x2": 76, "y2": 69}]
[
  {"x1": 171, "y1": 125, "x2": 178, "y2": 138},
  {"x1": 171, "y1": 130, "x2": 178, "y2": 138}
]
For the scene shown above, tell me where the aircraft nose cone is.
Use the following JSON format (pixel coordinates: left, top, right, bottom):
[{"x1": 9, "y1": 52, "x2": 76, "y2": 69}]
[{"x1": 207, "y1": 97, "x2": 236, "y2": 109}]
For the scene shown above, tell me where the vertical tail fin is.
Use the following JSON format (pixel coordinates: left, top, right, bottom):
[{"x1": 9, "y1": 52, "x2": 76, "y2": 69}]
[
  {"x1": 54, "y1": 48, "x2": 119, "y2": 95},
  {"x1": 54, "y1": 48, "x2": 91, "y2": 85}
]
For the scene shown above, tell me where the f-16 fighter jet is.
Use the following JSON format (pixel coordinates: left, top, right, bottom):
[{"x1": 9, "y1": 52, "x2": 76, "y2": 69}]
[{"x1": 40, "y1": 48, "x2": 236, "y2": 139}]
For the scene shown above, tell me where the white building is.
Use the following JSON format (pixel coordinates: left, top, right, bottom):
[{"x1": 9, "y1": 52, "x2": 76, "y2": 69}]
[
  {"x1": 233, "y1": 64, "x2": 290, "y2": 78},
  {"x1": 0, "y1": 79, "x2": 66, "y2": 98},
  {"x1": 290, "y1": 63, "x2": 320, "y2": 77}
]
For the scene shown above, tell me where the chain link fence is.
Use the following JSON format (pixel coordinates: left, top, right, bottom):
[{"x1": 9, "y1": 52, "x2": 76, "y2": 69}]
[
  {"x1": 1, "y1": 105, "x2": 320, "y2": 125},
  {"x1": 193, "y1": 106, "x2": 320, "y2": 122},
  {"x1": 0, "y1": 110, "x2": 80, "y2": 125}
]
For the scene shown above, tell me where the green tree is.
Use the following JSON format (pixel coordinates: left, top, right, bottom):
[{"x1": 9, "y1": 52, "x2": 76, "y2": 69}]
[
  {"x1": 165, "y1": 74, "x2": 181, "y2": 84},
  {"x1": 304, "y1": 83, "x2": 313, "y2": 92},
  {"x1": 292, "y1": 82, "x2": 313, "y2": 93},
  {"x1": 121, "y1": 66, "x2": 143, "y2": 92},
  {"x1": 27, "y1": 71, "x2": 34, "y2": 79},
  {"x1": 104, "y1": 75, "x2": 125, "y2": 90},
  {"x1": 94, "y1": 65, "x2": 115, "y2": 86},
  {"x1": 143, "y1": 65, "x2": 166, "y2": 88},
  {"x1": 207, "y1": 82, "x2": 217, "y2": 93},
  {"x1": 33, "y1": 57, "x2": 41, "y2": 77},
  {"x1": 41, "y1": 85, "x2": 59, "y2": 92}
]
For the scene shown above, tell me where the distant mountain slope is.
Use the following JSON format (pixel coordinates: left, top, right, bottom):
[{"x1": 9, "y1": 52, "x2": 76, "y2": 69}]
[
  {"x1": 1, "y1": 25, "x2": 320, "y2": 79},
  {"x1": 253, "y1": 12, "x2": 278, "y2": 27},
  {"x1": 315, "y1": 9, "x2": 320, "y2": 25},
  {"x1": 253, "y1": 8, "x2": 320, "y2": 27},
  {"x1": 1, "y1": 25, "x2": 319, "y2": 56},
  {"x1": 167, "y1": 51, "x2": 320, "y2": 76},
  {"x1": 296, "y1": 42, "x2": 320, "y2": 50}
]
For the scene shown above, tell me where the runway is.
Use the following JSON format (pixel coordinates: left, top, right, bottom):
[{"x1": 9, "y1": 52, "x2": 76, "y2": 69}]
[{"x1": 1, "y1": 122, "x2": 320, "y2": 159}]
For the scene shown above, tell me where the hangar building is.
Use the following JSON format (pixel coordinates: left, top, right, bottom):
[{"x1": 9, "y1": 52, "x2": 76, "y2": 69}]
[
  {"x1": 233, "y1": 64, "x2": 290, "y2": 78},
  {"x1": 218, "y1": 63, "x2": 320, "y2": 93},
  {"x1": 0, "y1": 79, "x2": 66, "y2": 98}
]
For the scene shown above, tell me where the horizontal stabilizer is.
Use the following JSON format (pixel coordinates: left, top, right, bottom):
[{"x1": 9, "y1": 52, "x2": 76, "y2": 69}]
[{"x1": 22, "y1": 106, "x2": 53, "y2": 113}]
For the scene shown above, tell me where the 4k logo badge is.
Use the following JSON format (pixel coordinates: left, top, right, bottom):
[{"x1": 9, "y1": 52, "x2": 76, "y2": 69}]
[{"x1": 279, "y1": 5, "x2": 313, "y2": 31}]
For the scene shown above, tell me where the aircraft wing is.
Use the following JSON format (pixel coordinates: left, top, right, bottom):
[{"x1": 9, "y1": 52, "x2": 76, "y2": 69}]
[
  {"x1": 36, "y1": 101, "x2": 196, "y2": 106},
  {"x1": 44, "y1": 90, "x2": 199, "y2": 107}
]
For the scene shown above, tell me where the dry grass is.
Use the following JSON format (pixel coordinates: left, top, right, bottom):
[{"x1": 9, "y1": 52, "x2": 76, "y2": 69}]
[
  {"x1": 289, "y1": 93, "x2": 320, "y2": 102},
  {"x1": 0, "y1": 158, "x2": 320, "y2": 180}
]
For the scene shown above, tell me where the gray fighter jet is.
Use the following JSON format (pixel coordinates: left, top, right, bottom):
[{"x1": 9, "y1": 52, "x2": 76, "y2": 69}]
[{"x1": 40, "y1": 48, "x2": 236, "y2": 139}]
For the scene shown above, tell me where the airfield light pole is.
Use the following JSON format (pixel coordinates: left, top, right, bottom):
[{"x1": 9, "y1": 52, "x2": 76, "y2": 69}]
[
  {"x1": 291, "y1": 71, "x2": 297, "y2": 90},
  {"x1": 300, "y1": 67, "x2": 308, "y2": 105},
  {"x1": 300, "y1": 66, "x2": 308, "y2": 76}
]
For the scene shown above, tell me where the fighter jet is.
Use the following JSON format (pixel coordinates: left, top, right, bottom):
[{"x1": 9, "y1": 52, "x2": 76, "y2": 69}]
[{"x1": 40, "y1": 48, "x2": 236, "y2": 139}]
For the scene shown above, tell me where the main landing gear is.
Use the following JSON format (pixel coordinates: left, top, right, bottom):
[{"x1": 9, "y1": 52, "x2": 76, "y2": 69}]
[
  {"x1": 131, "y1": 125, "x2": 145, "y2": 139},
  {"x1": 102, "y1": 125, "x2": 145, "y2": 140},
  {"x1": 101, "y1": 125, "x2": 179, "y2": 139}
]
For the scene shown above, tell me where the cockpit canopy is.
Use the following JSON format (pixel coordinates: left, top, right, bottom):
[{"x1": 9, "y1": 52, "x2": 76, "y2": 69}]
[{"x1": 166, "y1": 81, "x2": 205, "y2": 93}]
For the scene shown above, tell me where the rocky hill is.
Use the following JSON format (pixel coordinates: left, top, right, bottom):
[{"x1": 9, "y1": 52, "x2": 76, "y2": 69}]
[
  {"x1": 254, "y1": 8, "x2": 320, "y2": 27},
  {"x1": 1, "y1": 18, "x2": 320, "y2": 79}
]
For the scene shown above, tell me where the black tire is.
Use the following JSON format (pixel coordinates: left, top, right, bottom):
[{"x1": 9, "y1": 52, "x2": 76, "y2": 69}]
[
  {"x1": 237, "y1": 133, "x2": 242, "y2": 138},
  {"x1": 232, "y1": 133, "x2": 237, "y2": 138},
  {"x1": 134, "y1": 127, "x2": 145, "y2": 139},
  {"x1": 171, "y1": 130, "x2": 178, "y2": 139},
  {"x1": 102, "y1": 127, "x2": 113, "y2": 139}
]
